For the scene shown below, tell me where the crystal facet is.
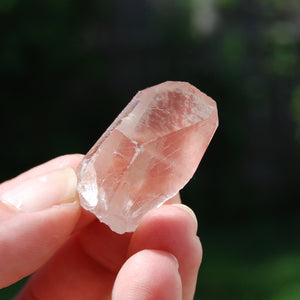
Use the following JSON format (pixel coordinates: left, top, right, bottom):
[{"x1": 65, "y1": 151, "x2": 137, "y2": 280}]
[{"x1": 77, "y1": 81, "x2": 218, "y2": 234}]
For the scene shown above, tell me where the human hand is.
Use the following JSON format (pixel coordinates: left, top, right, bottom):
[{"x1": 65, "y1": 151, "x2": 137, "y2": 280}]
[{"x1": 0, "y1": 154, "x2": 202, "y2": 299}]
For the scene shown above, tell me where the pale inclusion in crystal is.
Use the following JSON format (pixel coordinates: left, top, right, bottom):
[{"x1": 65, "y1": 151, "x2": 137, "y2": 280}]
[{"x1": 77, "y1": 81, "x2": 218, "y2": 234}]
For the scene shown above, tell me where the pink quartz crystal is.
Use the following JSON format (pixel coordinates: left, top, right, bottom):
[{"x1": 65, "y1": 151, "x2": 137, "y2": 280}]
[{"x1": 77, "y1": 81, "x2": 218, "y2": 234}]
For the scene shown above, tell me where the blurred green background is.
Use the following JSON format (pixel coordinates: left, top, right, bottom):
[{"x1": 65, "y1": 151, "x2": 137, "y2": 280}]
[{"x1": 0, "y1": 0, "x2": 299, "y2": 299}]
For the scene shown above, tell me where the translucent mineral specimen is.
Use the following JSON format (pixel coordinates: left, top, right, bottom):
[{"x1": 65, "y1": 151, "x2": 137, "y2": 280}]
[{"x1": 77, "y1": 81, "x2": 218, "y2": 234}]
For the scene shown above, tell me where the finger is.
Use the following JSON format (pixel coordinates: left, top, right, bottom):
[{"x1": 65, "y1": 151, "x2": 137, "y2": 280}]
[
  {"x1": 1, "y1": 202, "x2": 81, "y2": 289},
  {"x1": 15, "y1": 235, "x2": 115, "y2": 300},
  {"x1": 0, "y1": 159, "x2": 83, "y2": 288},
  {"x1": 0, "y1": 153, "x2": 95, "y2": 230},
  {"x1": 128, "y1": 204, "x2": 202, "y2": 300},
  {"x1": 75, "y1": 193, "x2": 181, "y2": 271},
  {"x1": 78, "y1": 220, "x2": 132, "y2": 272},
  {"x1": 0, "y1": 154, "x2": 84, "y2": 192},
  {"x1": 112, "y1": 249, "x2": 182, "y2": 300},
  {"x1": 15, "y1": 202, "x2": 189, "y2": 299},
  {"x1": 16, "y1": 221, "x2": 132, "y2": 300}
]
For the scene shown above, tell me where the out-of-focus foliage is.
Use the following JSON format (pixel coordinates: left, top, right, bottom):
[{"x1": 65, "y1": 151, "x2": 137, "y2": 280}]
[{"x1": 0, "y1": 0, "x2": 299, "y2": 299}]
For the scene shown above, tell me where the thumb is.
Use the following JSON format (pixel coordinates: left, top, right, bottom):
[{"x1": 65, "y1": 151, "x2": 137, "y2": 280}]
[{"x1": 0, "y1": 167, "x2": 81, "y2": 288}]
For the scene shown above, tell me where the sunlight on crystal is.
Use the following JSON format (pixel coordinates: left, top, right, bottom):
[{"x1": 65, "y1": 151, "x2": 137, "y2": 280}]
[{"x1": 77, "y1": 81, "x2": 218, "y2": 234}]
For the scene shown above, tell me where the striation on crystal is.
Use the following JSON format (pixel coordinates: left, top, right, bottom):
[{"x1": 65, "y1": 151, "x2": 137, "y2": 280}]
[{"x1": 77, "y1": 81, "x2": 218, "y2": 234}]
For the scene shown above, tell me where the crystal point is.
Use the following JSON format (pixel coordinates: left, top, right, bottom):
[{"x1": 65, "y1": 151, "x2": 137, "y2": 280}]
[{"x1": 77, "y1": 81, "x2": 218, "y2": 234}]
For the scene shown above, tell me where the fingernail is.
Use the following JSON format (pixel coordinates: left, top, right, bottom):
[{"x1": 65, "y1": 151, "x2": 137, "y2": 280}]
[
  {"x1": 168, "y1": 252, "x2": 179, "y2": 269},
  {"x1": 150, "y1": 250, "x2": 179, "y2": 269},
  {"x1": 0, "y1": 168, "x2": 78, "y2": 212},
  {"x1": 171, "y1": 204, "x2": 198, "y2": 231}
]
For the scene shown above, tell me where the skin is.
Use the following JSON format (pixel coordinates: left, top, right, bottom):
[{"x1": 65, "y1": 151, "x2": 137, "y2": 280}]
[{"x1": 0, "y1": 154, "x2": 202, "y2": 299}]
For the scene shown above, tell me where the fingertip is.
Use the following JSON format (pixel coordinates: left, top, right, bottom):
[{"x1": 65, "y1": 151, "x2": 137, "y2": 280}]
[
  {"x1": 136, "y1": 203, "x2": 198, "y2": 237},
  {"x1": 129, "y1": 204, "x2": 202, "y2": 300},
  {"x1": 171, "y1": 204, "x2": 198, "y2": 232},
  {"x1": 112, "y1": 249, "x2": 182, "y2": 300},
  {"x1": 0, "y1": 168, "x2": 78, "y2": 213},
  {"x1": 0, "y1": 154, "x2": 84, "y2": 192}
]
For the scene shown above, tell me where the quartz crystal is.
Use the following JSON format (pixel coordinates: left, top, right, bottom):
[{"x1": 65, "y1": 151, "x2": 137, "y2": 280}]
[{"x1": 77, "y1": 81, "x2": 218, "y2": 234}]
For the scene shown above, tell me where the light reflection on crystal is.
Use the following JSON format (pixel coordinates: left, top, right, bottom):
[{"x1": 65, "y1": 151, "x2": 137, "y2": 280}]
[{"x1": 77, "y1": 81, "x2": 218, "y2": 234}]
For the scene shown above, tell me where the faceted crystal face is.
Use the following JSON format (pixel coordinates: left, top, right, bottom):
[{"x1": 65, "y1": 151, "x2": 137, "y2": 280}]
[{"x1": 77, "y1": 81, "x2": 218, "y2": 234}]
